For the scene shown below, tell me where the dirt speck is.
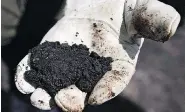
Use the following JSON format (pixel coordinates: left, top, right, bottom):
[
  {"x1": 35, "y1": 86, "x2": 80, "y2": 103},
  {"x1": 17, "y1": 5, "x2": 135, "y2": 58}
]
[
  {"x1": 38, "y1": 100, "x2": 44, "y2": 104},
  {"x1": 92, "y1": 42, "x2": 96, "y2": 47},
  {"x1": 128, "y1": 6, "x2": 133, "y2": 11},
  {"x1": 111, "y1": 92, "x2": 115, "y2": 97},
  {"x1": 75, "y1": 32, "x2": 79, "y2": 37},
  {"x1": 93, "y1": 23, "x2": 97, "y2": 28}
]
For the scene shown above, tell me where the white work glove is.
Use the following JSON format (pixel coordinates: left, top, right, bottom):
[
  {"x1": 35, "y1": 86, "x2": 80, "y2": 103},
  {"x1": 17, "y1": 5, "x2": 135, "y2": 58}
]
[{"x1": 15, "y1": 0, "x2": 180, "y2": 111}]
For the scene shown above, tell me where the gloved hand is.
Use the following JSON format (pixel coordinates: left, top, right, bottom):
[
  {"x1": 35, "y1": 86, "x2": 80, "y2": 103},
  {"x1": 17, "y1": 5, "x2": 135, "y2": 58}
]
[{"x1": 15, "y1": 0, "x2": 180, "y2": 111}]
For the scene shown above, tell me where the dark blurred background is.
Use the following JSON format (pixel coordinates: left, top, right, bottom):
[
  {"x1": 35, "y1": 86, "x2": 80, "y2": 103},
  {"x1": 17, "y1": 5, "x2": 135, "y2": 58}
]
[{"x1": 1, "y1": 0, "x2": 185, "y2": 112}]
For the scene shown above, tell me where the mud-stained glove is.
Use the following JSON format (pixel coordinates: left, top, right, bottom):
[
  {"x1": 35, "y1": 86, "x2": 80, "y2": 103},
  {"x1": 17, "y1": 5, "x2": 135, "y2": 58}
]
[{"x1": 15, "y1": 0, "x2": 180, "y2": 111}]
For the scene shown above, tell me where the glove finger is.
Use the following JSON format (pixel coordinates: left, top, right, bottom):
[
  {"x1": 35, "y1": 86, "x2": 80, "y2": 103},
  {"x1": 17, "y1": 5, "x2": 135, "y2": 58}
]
[
  {"x1": 15, "y1": 54, "x2": 35, "y2": 94},
  {"x1": 55, "y1": 85, "x2": 87, "y2": 112},
  {"x1": 125, "y1": 0, "x2": 181, "y2": 42},
  {"x1": 30, "y1": 88, "x2": 55, "y2": 110},
  {"x1": 88, "y1": 60, "x2": 135, "y2": 105}
]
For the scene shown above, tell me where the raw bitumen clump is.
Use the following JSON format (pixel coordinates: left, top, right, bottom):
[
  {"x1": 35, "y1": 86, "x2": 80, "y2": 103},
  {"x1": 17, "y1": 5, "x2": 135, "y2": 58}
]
[{"x1": 25, "y1": 41, "x2": 113, "y2": 96}]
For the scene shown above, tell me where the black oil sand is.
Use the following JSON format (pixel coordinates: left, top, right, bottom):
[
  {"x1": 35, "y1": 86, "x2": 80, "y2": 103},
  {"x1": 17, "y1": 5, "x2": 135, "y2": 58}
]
[{"x1": 25, "y1": 41, "x2": 113, "y2": 96}]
